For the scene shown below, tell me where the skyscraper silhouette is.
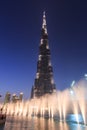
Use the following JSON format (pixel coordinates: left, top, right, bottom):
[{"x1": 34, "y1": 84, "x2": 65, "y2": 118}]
[{"x1": 31, "y1": 12, "x2": 56, "y2": 98}]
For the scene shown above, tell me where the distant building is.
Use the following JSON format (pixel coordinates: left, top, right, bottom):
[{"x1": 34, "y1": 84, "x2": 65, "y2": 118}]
[
  {"x1": 12, "y1": 92, "x2": 23, "y2": 103},
  {"x1": 4, "y1": 92, "x2": 11, "y2": 104},
  {"x1": 31, "y1": 12, "x2": 56, "y2": 98},
  {"x1": 19, "y1": 92, "x2": 23, "y2": 101},
  {"x1": 12, "y1": 94, "x2": 17, "y2": 103}
]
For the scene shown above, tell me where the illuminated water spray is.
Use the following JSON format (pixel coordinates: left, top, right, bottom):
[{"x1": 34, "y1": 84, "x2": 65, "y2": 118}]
[{"x1": 1, "y1": 80, "x2": 87, "y2": 125}]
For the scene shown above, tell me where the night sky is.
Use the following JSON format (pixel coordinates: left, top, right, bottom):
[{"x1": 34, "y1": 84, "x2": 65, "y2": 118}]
[{"x1": 0, "y1": 0, "x2": 87, "y2": 99}]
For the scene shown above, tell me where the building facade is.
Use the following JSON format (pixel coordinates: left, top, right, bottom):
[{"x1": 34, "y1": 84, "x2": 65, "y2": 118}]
[{"x1": 31, "y1": 12, "x2": 56, "y2": 98}]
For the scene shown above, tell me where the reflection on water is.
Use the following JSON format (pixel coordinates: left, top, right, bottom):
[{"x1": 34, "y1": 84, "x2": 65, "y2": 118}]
[{"x1": 0, "y1": 116, "x2": 86, "y2": 130}]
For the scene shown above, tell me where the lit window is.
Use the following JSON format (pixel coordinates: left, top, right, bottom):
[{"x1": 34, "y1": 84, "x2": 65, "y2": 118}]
[
  {"x1": 51, "y1": 79, "x2": 54, "y2": 84},
  {"x1": 40, "y1": 39, "x2": 43, "y2": 45},
  {"x1": 36, "y1": 73, "x2": 39, "y2": 79},
  {"x1": 48, "y1": 61, "x2": 51, "y2": 66},
  {"x1": 39, "y1": 55, "x2": 42, "y2": 61},
  {"x1": 46, "y1": 45, "x2": 49, "y2": 49}
]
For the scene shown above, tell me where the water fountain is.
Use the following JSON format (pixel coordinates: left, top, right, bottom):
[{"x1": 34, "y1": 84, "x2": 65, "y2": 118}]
[{"x1": 1, "y1": 80, "x2": 87, "y2": 126}]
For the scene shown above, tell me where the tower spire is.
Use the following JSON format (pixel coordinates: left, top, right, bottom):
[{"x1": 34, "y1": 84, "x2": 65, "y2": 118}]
[{"x1": 42, "y1": 11, "x2": 47, "y2": 34}]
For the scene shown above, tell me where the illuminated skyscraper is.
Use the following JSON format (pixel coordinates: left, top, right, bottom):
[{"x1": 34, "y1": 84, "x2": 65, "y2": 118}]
[{"x1": 31, "y1": 12, "x2": 56, "y2": 98}]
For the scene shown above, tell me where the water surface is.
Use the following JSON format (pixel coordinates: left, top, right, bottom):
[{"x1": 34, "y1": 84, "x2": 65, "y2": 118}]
[{"x1": 0, "y1": 116, "x2": 87, "y2": 130}]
